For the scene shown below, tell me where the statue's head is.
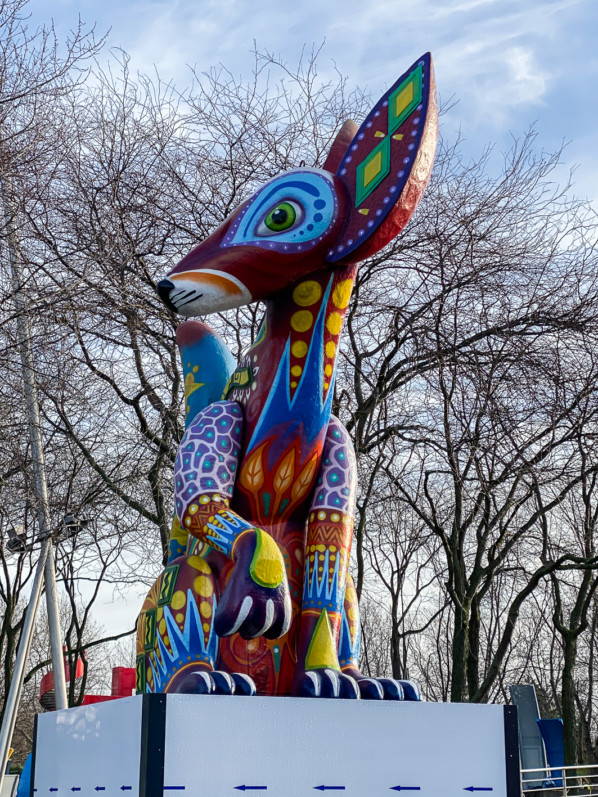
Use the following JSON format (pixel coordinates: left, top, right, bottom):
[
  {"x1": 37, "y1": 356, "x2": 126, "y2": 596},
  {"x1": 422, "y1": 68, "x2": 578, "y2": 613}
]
[{"x1": 158, "y1": 53, "x2": 438, "y2": 317}]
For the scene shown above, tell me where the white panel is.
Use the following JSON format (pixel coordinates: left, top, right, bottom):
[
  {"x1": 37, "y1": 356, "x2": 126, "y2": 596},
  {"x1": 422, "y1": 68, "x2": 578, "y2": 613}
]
[
  {"x1": 1, "y1": 774, "x2": 19, "y2": 797},
  {"x1": 164, "y1": 695, "x2": 508, "y2": 797},
  {"x1": 34, "y1": 697, "x2": 143, "y2": 797}
]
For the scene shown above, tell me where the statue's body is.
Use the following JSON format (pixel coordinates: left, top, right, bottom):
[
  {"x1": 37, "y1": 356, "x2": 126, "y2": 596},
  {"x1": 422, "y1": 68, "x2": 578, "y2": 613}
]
[{"x1": 136, "y1": 54, "x2": 438, "y2": 700}]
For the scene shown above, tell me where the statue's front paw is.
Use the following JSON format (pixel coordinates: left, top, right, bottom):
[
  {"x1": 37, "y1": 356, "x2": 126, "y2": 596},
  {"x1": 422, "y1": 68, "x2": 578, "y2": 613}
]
[
  {"x1": 170, "y1": 668, "x2": 256, "y2": 696},
  {"x1": 342, "y1": 668, "x2": 421, "y2": 701},
  {"x1": 295, "y1": 669, "x2": 360, "y2": 699},
  {"x1": 355, "y1": 677, "x2": 405, "y2": 700},
  {"x1": 214, "y1": 529, "x2": 292, "y2": 640}
]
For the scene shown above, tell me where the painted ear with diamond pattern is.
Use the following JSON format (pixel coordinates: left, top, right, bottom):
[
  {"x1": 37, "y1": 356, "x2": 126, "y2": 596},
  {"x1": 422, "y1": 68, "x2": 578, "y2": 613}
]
[{"x1": 327, "y1": 52, "x2": 437, "y2": 265}]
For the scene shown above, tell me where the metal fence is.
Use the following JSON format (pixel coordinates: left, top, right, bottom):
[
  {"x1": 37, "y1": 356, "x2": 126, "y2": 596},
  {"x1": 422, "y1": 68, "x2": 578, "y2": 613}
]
[{"x1": 521, "y1": 764, "x2": 598, "y2": 796}]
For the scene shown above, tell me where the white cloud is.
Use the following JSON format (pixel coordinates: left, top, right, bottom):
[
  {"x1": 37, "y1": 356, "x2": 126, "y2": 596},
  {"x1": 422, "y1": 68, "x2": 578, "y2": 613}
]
[{"x1": 28, "y1": 0, "x2": 597, "y2": 197}]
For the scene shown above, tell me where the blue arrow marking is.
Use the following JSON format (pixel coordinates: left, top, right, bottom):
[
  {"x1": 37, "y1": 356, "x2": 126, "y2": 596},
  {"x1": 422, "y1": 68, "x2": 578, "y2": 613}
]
[
  {"x1": 49, "y1": 789, "x2": 58, "y2": 793},
  {"x1": 464, "y1": 789, "x2": 493, "y2": 793},
  {"x1": 391, "y1": 788, "x2": 421, "y2": 792},
  {"x1": 121, "y1": 788, "x2": 132, "y2": 792},
  {"x1": 71, "y1": 789, "x2": 81, "y2": 793},
  {"x1": 314, "y1": 788, "x2": 346, "y2": 792},
  {"x1": 234, "y1": 788, "x2": 268, "y2": 792}
]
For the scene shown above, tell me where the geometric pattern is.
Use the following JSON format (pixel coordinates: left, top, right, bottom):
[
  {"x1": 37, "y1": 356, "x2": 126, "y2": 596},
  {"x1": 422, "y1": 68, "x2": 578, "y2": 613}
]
[
  {"x1": 388, "y1": 64, "x2": 423, "y2": 134},
  {"x1": 355, "y1": 63, "x2": 423, "y2": 208},
  {"x1": 174, "y1": 400, "x2": 243, "y2": 524},
  {"x1": 339, "y1": 576, "x2": 361, "y2": 669},
  {"x1": 302, "y1": 542, "x2": 344, "y2": 614},
  {"x1": 143, "y1": 608, "x2": 157, "y2": 651},
  {"x1": 135, "y1": 654, "x2": 145, "y2": 693},
  {"x1": 302, "y1": 417, "x2": 357, "y2": 616},
  {"x1": 339, "y1": 596, "x2": 361, "y2": 669},
  {"x1": 158, "y1": 565, "x2": 179, "y2": 606},
  {"x1": 328, "y1": 53, "x2": 435, "y2": 263},
  {"x1": 146, "y1": 594, "x2": 217, "y2": 693},
  {"x1": 355, "y1": 137, "x2": 391, "y2": 207},
  {"x1": 310, "y1": 417, "x2": 357, "y2": 514},
  {"x1": 203, "y1": 506, "x2": 255, "y2": 555}
]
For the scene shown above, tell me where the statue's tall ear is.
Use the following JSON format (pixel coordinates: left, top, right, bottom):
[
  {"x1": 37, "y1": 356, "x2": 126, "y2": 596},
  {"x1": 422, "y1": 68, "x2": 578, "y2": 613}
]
[
  {"x1": 326, "y1": 53, "x2": 438, "y2": 265},
  {"x1": 323, "y1": 120, "x2": 359, "y2": 173}
]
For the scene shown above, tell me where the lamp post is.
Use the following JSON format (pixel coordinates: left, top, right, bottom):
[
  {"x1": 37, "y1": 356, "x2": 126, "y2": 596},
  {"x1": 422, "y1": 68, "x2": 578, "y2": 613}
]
[{"x1": 0, "y1": 171, "x2": 68, "y2": 789}]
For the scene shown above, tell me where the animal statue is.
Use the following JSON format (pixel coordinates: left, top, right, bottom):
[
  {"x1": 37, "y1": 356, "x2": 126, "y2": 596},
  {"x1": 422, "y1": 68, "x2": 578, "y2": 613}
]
[{"x1": 136, "y1": 53, "x2": 438, "y2": 700}]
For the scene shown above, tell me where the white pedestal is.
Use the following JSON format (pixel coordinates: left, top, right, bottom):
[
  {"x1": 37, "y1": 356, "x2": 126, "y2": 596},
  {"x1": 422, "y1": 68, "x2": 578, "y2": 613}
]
[{"x1": 32, "y1": 695, "x2": 519, "y2": 797}]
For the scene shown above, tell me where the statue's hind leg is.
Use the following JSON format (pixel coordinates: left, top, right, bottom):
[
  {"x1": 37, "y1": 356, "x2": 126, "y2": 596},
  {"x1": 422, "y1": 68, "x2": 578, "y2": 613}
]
[
  {"x1": 292, "y1": 417, "x2": 359, "y2": 698},
  {"x1": 135, "y1": 552, "x2": 255, "y2": 696},
  {"x1": 292, "y1": 416, "x2": 420, "y2": 700}
]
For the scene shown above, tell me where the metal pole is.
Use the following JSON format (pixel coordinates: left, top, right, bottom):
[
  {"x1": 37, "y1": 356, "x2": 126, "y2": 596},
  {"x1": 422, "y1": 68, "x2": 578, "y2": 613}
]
[
  {"x1": 0, "y1": 170, "x2": 68, "y2": 785},
  {"x1": 0, "y1": 540, "x2": 51, "y2": 784},
  {"x1": 44, "y1": 545, "x2": 67, "y2": 705}
]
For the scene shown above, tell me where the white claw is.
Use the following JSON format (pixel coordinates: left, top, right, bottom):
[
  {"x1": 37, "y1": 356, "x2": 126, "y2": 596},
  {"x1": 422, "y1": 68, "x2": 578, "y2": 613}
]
[
  {"x1": 359, "y1": 678, "x2": 384, "y2": 699},
  {"x1": 227, "y1": 595, "x2": 253, "y2": 635},
  {"x1": 192, "y1": 670, "x2": 213, "y2": 692},
  {"x1": 324, "y1": 669, "x2": 341, "y2": 697},
  {"x1": 253, "y1": 599, "x2": 275, "y2": 638},
  {"x1": 218, "y1": 672, "x2": 235, "y2": 692},
  {"x1": 233, "y1": 673, "x2": 255, "y2": 693},
  {"x1": 305, "y1": 671, "x2": 320, "y2": 697},
  {"x1": 280, "y1": 598, "x2": 292, "y2": 636}
]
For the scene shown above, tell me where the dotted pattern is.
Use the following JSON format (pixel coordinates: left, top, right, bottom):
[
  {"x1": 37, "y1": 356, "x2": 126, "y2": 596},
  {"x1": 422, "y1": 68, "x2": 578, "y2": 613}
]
[
  {"x1": 302, "y1": 534, "x2": 346, "y2": 614},
  {"x1": 311, "y1": 417, "x2": 357, "y2": 517},
  {"x1": 174, "y1": 401, "x2": 243, "y2": 523}
]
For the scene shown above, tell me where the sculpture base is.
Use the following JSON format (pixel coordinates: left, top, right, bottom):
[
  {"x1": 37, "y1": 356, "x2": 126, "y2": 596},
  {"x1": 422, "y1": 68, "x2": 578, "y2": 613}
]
[{"x1": 32, "y1": 694, "x2": 519, "y2": 796}]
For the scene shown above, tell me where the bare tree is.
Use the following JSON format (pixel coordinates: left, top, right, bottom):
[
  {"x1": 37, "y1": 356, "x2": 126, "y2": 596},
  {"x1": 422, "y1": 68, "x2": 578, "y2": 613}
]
[{"x1": 335, "y1": 130, "x2": 598, "y2": 704}]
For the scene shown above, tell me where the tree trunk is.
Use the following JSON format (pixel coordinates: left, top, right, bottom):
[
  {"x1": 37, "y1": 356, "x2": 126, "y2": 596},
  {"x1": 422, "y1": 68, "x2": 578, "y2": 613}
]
[
  {"x1": 562, "y1": 634, "x2": 578, "y2": 765},
  {"x1": 390, "y1": 598, "x2": 403, "y2": 679},
  {"x1": 467, "y1": 596, "x2": 480, "y2": 701},
  {"x1": 451, "y1": 601, "x2": 470, "y2": 702}
]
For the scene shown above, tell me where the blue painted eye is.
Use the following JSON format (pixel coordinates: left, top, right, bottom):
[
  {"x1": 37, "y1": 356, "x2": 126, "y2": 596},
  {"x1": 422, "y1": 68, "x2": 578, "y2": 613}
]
[
  {"x1": 225, "y1": 170, "x2": 337, "y2": 251},
  {"x1": 256, "y1": 200, "x2": 303, "y2": 236}
]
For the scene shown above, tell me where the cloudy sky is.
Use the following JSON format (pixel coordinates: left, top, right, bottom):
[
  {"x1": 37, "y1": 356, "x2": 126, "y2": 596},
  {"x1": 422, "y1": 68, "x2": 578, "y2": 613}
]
[
  {"x1": 29, "y1": 0, "x2": 597, "y2": 204},
  {"x1": 25, "y1": 0, "x2": 597, "y2": 632}
]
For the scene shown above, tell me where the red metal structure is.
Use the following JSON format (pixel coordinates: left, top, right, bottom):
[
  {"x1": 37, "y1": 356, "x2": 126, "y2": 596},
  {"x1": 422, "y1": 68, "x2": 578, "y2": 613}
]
[{"x1": 39, "y1": 660, "x2": 136, "y2": 710}]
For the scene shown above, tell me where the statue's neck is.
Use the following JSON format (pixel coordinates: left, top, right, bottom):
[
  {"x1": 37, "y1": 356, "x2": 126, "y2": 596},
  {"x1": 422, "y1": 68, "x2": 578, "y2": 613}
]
[
  {"x1": 255, "y1": 265, "x2": 357, "y2": 403},
  {"x1": 235, "y1": 265, "x2": 356, "y2": 458}
]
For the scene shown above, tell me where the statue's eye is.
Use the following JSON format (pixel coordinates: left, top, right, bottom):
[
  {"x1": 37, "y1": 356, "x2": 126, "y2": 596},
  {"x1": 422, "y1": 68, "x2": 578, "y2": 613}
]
[{"x1": 256, "y1": 200, "x2": 302, "y2": 236}]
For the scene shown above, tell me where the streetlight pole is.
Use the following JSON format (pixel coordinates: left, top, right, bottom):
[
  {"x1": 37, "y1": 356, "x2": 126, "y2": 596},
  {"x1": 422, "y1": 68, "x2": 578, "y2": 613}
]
[{"x1": 0, "y1": 171, "x2": 68, "y2": 788}]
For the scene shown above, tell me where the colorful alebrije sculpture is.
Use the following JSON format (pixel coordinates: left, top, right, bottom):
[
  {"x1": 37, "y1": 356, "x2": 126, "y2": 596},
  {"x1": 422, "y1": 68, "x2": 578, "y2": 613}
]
[{"x1": 136, "y1": 54, "x2": 438, "y2": 700}]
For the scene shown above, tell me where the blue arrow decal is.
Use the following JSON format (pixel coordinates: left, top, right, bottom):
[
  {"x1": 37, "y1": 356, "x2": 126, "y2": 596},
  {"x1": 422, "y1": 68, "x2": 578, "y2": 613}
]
[
  {"x1": 391, "y1": 788, "x2": 421, "y2": 792},
  {"x1": 464, "y1": 789, "x2": 493, "y2": 792},
  {"x1": 121, "y1": 788, "x2": 132, "y2": 792},
  {"x1": 314, "y1": 788, "x2": 345, "y2": 792},
  {"x1": 234, "y1": 788, "x2": 268, "y2": 792},
  {"x1": 49, "y1": 789, "x2": 58, "y2": 793}
]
